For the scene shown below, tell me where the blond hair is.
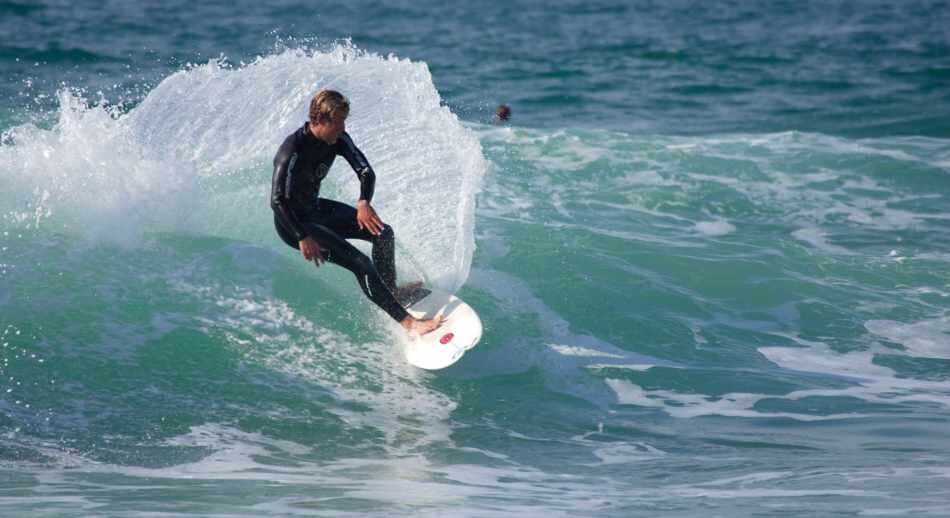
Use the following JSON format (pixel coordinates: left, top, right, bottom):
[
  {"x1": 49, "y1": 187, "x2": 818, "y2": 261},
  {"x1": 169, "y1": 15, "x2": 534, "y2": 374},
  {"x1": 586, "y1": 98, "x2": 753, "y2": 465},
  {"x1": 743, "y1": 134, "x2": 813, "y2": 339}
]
[{"x1": 309, "y1": 90, "x2": 350, "y2": 123}]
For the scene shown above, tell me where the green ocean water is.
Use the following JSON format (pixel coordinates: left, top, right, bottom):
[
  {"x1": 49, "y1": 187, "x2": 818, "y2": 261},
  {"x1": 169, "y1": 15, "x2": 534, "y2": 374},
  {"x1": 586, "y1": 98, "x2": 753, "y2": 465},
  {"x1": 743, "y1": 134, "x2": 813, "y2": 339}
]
[{"x1": 3, "y1": 1, "x2": 950, "y2": 516}]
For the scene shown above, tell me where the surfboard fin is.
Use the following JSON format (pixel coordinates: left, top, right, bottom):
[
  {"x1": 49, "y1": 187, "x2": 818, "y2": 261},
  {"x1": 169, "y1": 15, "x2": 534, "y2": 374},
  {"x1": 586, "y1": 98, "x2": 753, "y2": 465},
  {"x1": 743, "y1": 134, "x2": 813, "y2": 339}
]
[{"x1": 396, "y1": 285, "x2": 432, "y2": 307}]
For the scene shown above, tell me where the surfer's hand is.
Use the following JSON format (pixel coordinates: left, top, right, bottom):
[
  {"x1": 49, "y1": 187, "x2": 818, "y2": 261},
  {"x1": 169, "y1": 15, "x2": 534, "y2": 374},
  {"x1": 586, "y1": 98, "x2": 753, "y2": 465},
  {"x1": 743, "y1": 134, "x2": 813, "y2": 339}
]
[
  {"x1": 299, "y1": 237, "x2": 326, "y2": 266},
  {"x1": 356, "y1": 200, "x2": 384, "y2": 236}
]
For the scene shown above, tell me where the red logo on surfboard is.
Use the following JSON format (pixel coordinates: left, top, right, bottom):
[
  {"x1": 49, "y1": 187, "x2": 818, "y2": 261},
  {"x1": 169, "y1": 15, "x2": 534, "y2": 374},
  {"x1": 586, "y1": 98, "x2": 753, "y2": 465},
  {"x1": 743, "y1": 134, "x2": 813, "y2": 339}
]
[{"x1": 440, "y1": 333, "x2": 454, "y2": 345}]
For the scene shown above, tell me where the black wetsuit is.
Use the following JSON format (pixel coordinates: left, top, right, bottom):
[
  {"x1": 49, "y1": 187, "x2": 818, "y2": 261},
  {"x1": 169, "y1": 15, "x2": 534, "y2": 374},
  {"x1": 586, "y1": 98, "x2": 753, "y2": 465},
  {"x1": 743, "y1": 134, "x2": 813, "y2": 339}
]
[{"x1": 271, "y1": 122, "x2": 408, "y2": 322}]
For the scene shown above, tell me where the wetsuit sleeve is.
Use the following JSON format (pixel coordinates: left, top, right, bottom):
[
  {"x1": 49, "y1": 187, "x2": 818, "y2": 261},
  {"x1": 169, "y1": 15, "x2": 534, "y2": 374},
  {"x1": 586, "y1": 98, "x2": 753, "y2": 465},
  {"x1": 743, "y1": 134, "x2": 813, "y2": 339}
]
[
  {"x1": 337, "y1": 132, "x2": 376, "y2": 203},
  {"x1": 271, "y1": 142, "x2": 309, "y2": 241}
]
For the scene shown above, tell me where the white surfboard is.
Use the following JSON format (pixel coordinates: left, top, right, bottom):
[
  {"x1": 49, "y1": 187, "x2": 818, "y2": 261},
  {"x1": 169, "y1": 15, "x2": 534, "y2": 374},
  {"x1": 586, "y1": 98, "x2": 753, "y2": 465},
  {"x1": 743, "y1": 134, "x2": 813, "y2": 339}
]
[{"x1": 402, "y1": 289, "x2": 482, "y2": 370}]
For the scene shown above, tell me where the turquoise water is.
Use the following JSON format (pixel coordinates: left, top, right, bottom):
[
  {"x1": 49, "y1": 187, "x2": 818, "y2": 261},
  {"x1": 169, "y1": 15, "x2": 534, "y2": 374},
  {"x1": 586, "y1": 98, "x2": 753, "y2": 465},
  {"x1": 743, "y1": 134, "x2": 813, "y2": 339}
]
[{"x1": 2, "y1": 2, "x2": 950, "y2": 516}]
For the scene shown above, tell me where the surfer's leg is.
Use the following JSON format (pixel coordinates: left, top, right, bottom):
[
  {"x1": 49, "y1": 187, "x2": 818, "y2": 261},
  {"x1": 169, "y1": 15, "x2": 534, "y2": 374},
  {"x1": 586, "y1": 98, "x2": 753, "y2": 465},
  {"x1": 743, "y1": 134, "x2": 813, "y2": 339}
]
[
  {"x1": 314, "y1": 198, "x2": 397, "y2": 290},
  {"x1": 370, "y1": 225, "x2": 396, "y2": 290},
  {"x1": 301, "y1": 220, "x2": 408, "y2": 322},
  {"x1": 275, "y1": 213, "x2": 415, "y2": 325},
  {"x1": 274, "y1": 213, "x2": 302, "y2": 248}
]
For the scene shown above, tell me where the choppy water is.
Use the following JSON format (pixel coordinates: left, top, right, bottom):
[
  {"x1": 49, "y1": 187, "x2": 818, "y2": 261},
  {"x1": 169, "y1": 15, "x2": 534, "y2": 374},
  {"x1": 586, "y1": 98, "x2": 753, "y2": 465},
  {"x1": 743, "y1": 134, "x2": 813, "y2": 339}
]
[{"x1": 2, "y1": 1, "x2": 950, "y2": 516}]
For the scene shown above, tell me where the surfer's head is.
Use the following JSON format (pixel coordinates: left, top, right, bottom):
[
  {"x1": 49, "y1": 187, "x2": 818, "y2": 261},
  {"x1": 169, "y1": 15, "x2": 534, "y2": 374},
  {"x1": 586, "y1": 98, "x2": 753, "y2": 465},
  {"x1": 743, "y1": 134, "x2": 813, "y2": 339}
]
[{"x1": 308, "y1": 90, "x2": 350, "y2": 144}]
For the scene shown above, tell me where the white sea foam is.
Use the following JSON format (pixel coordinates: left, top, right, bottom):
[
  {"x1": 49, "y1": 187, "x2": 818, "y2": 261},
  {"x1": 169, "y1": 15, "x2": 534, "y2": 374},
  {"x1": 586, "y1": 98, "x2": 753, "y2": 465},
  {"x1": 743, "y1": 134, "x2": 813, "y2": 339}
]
[
  {"x1": 586, "y1": 363, "x2": 657, "y2": 371},
  {"x1": 759, "y1": 339, "x2": 894, "y2": 379},
  {"x1": 590, "y1": 442, "x2": 667, "y2": 464},
  {"x1": 0, "y1": 91, "x2": 199, "y2": 246},
  {"x1": 695, "y1": 219, "x2": 736, "y2": 236},
  {"x1": 604, "y1": 320, "x2": 950, "y2": 420},
  {"x1": 757, "y1": 336, "x2": 950, "y2": 410},
  {"x1": 792, "y1": 227, "x2": 853, "y2": 255},
  {"x1": 547, "y1": 343, "x2": 626, "y2": 359},
  {"x1": 606, "y1": 378, "x2": 865, "y2": 421},
  {"x1": 865, "y1": 316, "x2": 950, "y2": 360}
]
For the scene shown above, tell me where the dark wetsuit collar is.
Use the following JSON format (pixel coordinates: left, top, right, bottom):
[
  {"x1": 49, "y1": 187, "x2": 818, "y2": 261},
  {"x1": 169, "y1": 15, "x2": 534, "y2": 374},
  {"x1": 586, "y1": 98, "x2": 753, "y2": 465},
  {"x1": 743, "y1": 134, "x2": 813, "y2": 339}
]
[{"x1": 301, "y1": 121, "x2": 329, "y2": 147}]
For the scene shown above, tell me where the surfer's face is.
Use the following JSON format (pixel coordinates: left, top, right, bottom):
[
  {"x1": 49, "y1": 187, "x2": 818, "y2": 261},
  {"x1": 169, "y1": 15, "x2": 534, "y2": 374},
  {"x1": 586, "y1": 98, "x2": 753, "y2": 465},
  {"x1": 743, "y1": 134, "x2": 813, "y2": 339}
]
[{"x1": 311, "y1": 116, "x2": 346, "y2": 145}]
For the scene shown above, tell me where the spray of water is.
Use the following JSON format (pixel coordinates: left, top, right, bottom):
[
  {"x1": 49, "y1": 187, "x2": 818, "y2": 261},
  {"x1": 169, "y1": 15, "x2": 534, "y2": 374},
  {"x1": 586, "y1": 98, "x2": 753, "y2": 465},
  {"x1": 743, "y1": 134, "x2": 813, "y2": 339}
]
[{"x1": 1, "y1": 42, "x2": 486, "y2": 292}]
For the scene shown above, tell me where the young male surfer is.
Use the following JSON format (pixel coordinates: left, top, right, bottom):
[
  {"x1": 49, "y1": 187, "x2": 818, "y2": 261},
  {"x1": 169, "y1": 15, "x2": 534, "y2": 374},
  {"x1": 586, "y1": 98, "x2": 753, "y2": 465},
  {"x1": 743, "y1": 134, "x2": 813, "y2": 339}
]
[{"x1": 271, "y1": 89, "x2": 443, "y2": 335}]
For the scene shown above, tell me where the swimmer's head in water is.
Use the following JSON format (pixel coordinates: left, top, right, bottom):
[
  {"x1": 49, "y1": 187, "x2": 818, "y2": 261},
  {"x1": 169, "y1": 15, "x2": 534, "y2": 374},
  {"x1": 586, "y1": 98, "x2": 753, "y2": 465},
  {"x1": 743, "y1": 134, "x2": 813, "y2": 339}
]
[{"x1": 495, "y1": 104, "x2": 511, "y2": 121}]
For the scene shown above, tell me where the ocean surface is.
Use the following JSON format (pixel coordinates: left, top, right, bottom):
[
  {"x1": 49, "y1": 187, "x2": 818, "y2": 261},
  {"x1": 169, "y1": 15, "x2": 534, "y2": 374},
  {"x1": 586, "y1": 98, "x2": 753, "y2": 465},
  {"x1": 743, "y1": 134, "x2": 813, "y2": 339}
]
[{"x1": 2, "y1": 1, "x2": 950, "y2": 516}]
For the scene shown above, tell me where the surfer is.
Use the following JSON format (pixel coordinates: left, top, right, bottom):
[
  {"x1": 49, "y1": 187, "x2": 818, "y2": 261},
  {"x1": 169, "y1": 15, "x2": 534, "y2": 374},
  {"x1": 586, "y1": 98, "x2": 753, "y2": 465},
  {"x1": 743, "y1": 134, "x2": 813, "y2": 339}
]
[{"x1": 271, "y1": 89, "x2": 443, "y2": 335}]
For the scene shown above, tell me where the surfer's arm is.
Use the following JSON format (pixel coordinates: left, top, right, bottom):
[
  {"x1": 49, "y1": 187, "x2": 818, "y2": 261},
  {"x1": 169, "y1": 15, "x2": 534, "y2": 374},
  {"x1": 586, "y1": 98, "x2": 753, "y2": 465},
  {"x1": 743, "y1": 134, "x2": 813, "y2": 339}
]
[
  {"x1": 337, "y1": 131, "x2": 376, "y2": 203},
  {"x1": 270, "y1": 147, "x2": 309, "y2": 241}
]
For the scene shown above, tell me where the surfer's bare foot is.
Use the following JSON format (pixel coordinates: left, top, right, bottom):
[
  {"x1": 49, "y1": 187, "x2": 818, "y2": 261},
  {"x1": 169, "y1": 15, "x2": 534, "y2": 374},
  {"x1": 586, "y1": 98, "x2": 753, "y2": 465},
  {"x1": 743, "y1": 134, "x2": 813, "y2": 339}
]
[{"x1": 400, "y1": 315, "x2": 444, "y2": 335}]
